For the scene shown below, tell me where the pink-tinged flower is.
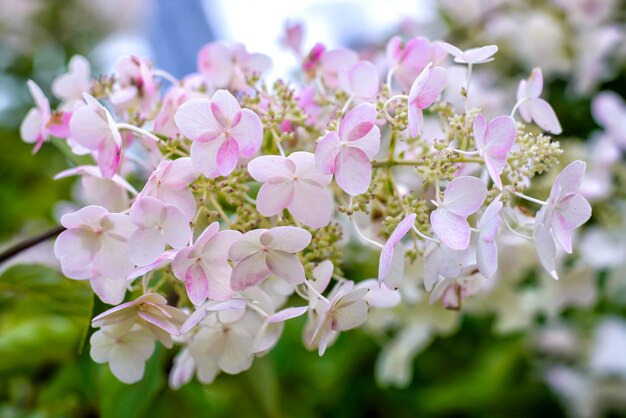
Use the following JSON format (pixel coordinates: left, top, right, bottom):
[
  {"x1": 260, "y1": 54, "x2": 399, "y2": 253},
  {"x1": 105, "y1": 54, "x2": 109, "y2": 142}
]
[
  {"x1": 302, "y1": 43, "x2": 326, "y2": 74},
  {"x1": 440, "y1": 43, "x2": 498, "y2": 64},
  {"x1": 476, "y1": 196, "x2": 503, "y2": 279},
  {"x1": 197, "y1": 42, "x2": 271, "y2": 90},
  {"x1": 89, "y1": 274, "x2": 130, "y2": 305},
  {"x1": 473, "y1": 114, "x2": 517, "y2": 189},
  {"x1": 297, "y1": 86, "x2": 322, "y2": 125},
  {"x1": 534, "y1": 161, "x2": 592, "y2": 275},
  {"x1": 109, "y1": 55, "x2": 157, "y2": 116},
  {"x1": 154, "y1": 87, "x2": 193, "y2": 138},
  {"x1": 92, "y1": 293, "x2": 188, "y2": 348},
  {"x1": 378, "y1": 213, "x2": 415, "y2": 286},
  {"x1": 357, "y1": 279, "x2": 401, "y2": 308},
  {"x1": 386, "y1": 36, "x2": 432, "y2": 89},
  {"x1": 516, "y1": 68, "x2": 562, "y2": 134},
  {"x1": 180, "y1": 298, "x2": 248, "y2": 334},
  {"x1": 229, "y1": 226, "x2": 311, "y2": 291},
  {"x1": 592, "y1": 91, "x2": 626, "y2": 147},
  {"x1": 173, "y1": 223, "x2": 242, "y2": 305},
  {"x1": 138, "y1": 158, "x2": 198, "y2": 220},
  {"x1": 128, "y1": 197, "x2": 191, "y2": 266},
  {"x1": 429, "y1": 273, "x2": 483, "y2": 310},
  {"x1": 319, "y1": 48, "x2": 358, "y2": 89},
  {"x1": 169, "y1": 348, "x2": 195, "y2": 389},
  {"x1": 423, "y1": 241, "x2": 470, "y2": 291},
  {"x1": 174, "y1": 90, "x2": 263, "y2": 177},
  {"x1": 54, "y1": 165, "x2": 137, "y2": 212},
  {"x1": 247, "y1": 152, "x2": 333, "y2": 229},
  {"x1": 69, "y1": 93, "x2": 122, "y2": 178},
  {"x1": 315, "y1": 103, "x2": 381, "y2": 195},
  {"x1": 20, "y1": 80, "x2": 71, "y2": 153},
  {"x1": 52, "y1": 55, "x2": 91, "y2": 108},
  {"x1": 407, "y1": 66, "x2": 447, "y2": 137},
  {"x1": 281, "y1": 21, "x2": 304, "y2": 56},
  {"x1": 90, "y1": 322, "x2": 155, "y2": 384},
  {"x1": 308, "y1": 260, "x2": 334, "y2": 308},
  {"x1": 338, "y1": 60, "x2": 379, "y2": 99},
  {"x1": 430, "y1": 176, "x2": 487, "y2": 250},
  {"x1": 310, "y1": 281, "x2": 368, "y2": 356},
  {"x1": 54, "y1": 205, "x2": 136, "y2": 280}
]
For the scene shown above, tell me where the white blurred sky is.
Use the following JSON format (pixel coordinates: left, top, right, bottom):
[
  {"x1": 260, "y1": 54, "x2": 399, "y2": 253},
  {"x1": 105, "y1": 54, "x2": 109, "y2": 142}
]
[{"x1": 93, "y1": 0, "x2": 436, "y2": 79}]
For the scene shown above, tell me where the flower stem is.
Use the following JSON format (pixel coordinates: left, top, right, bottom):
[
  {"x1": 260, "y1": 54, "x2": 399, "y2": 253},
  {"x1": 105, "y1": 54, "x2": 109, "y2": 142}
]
[{"x1": 0, "y1": 225, "x2": 65, "y2": 264}]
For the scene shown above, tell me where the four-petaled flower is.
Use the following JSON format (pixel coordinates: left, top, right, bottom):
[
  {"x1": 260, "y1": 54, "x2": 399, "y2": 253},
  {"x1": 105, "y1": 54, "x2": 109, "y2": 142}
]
[
  {"x1": 173, "y1": 222, "x2": 242, "y2": 305},
  {"x1": 315, "y1": 103, "x2": 381, "y2": 195},
  {"x1": 229, "y1": 226, "x2": 311, "y2": 291},
  {"x1": 128, "y1": 196, "x2": 192, "y2": 266},
  {"x1": 247, "y1": 151, "x2": 334, "y2": 229},
  {"x1": 175, "y1": 89, "x2": 263, "y2": 178},
  {"x1": 430, "y1": 176, "x2": 487, "y2": 250},
  {"x1": 534, "y1": 160, "x2": 592, "y2": 279}
]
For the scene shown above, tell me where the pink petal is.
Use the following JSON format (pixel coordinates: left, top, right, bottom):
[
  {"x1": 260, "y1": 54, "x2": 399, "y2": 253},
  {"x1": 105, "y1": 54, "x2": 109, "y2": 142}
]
[
  {"x1": 408, "y1": 66, "x2": 446, "y2": 109},
  {"x1": 202, "y1": 230, "x2": 242, "y2": 263},
  {"x1": 266, "y1": 306, "x2": 308, "y2": 323},
  {"x1": 216, "y1": 138, "x2": 240, "y2": 176},
  {"x1": 129, "y1": 227, "x2": 166, "y2": 266},
  {"x1": 484, "y1": 116, "x2": 516, "y2": 157},
  {"x1": 312, "y1": 260, "x2": 334, "y2": 295},
  {"x1": 315, "y1": 132, "x2": 341, "y2": 174},
  {"x1": 552, "y1": 213, "x2": 574, "y2": 254},
  {"x1": 288, "y1": 180, "x2": 333, "y2": 229},
  {"x1": 339, "y1": 103, "x2": 377, "y2": 141},
  {"x1": 204, "y1": 262, "x2": 234, "y2": 301},
  {"x1": 557, "y1": 193, "x2": 592, "y2": 229},
  {"x1": 69, "y1": 102, "x2": 112, "y2": 150},
  {"x1": 210, "y1": 89, "x2": 241, "y2": 128},
  {"x1": 256, "y1": 181, "x2": 295, "y2": 217},
  {"x1": 130, "y1": 196, "x2": 165, "y2": 228},
  {"x1": 347, "y1": 125, "x2": 381, "y2": 160},
  {"x1": 198, "y1": 42, "x2": 234, "y2": 87},
  {"x1": 477, "y1": 240, "x2": 498, "y2": 278},
  {"x1": 553, "y1": 160, "x2": 586, "y2": 199},
  {"x1": 230, "y1": 252, "x2": 271, "y2": 291},
  {"x1": 262, "y1": 226, "x2": 311, "y2": 252},
  {"x1": 90, "y1": 275, "x2": 128, "y2": 305},
  {"x1": 288, "y1": 151, "x2": 332, "y2": 185},
  {"x1": 407, "y1": 104, "x2": 423, "y2": 137},
  {"x1": 230, "y1": 108, "x2": 263, "y2": 157},
  {"x1": 163, "y1": 205, "x2": 192, "y2": 249},
  {"x1": 20, "y1": 108, "x2": 43, "y2": 144},
  {"x1": 463, "y1": 45, "x2": 498, "y2": 63},
  {"x1": 430, "y1": 208, "x2": 471, "y2": 250},
  {"x1": 485, "y1": 156, "x2": 506, "y2": 189},
  {"x1": 439, "y1": 42, "x2": 464, "y2": 59},
  {"x1": 534, "y1": 223, "x2": 558, "y2": 280},
  {"x1": 266, "y1": 250, "x2": 306, "y2": 284},
  {"x1": 164, "y1": 158, "x2": 198, "y2": 188},
  {"x1": 529, "y1": 99, "x2": 562, "y2": 134},
  {"x1": 473, "y1": 114, "x2": 487, "y2": 151},
  {"x1": 359, "y1": 280, "x2": 401, "y2": 308},
  {"x1": 342, "y1": 61, "x2": 379, "y2": 99},
  {"x1": 443, "y1": 176, "x2": 487, "y2": 217},
  {"x1": 190, "y1": 139, "x2": 223, "y2": 178},
  {"x1": 378, "y1": 213, "x2": 416, "y2": 279},
  {"x1": 174, "y1": 98, "x2": 222, "y2": 141},
  {"x1": 334, "y1": 147, "x2": 371, "y2": 196},
  {"x1": 228, "y1": 229, "x2": 265, "y2": 262},
  {"x1": 186, "y1": 263, "x2": 209, "y2": 306},
  {"x1": 248, "y1": 155, "x2": 293, "y2": 182},
  {"x1": 96, "y1": 140, "x2": 121, "y2": 179},
  {"x1": 525, "y1": 68, "x2": 543, "y2": 99}
]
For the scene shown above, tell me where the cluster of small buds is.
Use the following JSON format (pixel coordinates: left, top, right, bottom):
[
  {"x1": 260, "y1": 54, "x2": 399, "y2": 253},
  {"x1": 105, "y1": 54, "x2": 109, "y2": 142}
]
[{"x1": 20, "y1": 34, "x2": 591, "y2": 386}]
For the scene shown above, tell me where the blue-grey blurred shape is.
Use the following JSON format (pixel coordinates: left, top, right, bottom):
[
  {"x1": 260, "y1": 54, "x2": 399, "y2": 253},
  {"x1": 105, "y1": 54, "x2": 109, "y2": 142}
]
[{"x1": 148, "y1": 0, "x2": 215, "y2": 78}]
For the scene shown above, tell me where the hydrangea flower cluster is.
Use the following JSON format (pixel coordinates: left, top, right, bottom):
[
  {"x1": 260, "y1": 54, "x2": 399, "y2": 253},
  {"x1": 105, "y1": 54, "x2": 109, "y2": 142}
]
[{"x1": 22, "y1": 35, "x2": 591, "y2": 386}]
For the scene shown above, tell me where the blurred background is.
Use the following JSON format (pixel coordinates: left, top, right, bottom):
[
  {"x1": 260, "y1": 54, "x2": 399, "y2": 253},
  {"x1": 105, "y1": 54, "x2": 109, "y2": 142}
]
[{"x1": 1, "y1": 0, "x2": 626, "y2": 417}]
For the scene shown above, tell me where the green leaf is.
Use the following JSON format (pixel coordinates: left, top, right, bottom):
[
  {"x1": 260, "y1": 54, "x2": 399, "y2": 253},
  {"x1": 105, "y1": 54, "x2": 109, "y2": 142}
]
[{"x1": 0, "y1": 264, "x2": 94, "y2": 374}]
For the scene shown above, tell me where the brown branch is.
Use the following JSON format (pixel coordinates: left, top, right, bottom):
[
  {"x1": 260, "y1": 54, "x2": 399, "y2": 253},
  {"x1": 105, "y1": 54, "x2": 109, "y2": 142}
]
[{"x1": 0, "y1": 225, "x2": 66, "y2": 264}]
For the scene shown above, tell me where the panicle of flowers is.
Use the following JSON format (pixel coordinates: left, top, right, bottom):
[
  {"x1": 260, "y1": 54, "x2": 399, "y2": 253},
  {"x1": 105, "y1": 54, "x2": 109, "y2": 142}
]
[{"x1": 22, "y1": 30, "x2": 591, "y2": 386}]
